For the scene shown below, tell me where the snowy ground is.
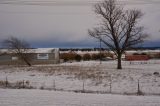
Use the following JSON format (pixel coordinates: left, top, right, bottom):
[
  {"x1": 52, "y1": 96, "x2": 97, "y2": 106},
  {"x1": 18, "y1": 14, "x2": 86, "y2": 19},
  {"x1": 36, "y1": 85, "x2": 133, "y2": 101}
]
[
  {"x1": 0, "y1": 89, "x2": 160, "y2": 106},
  {"x1": 0, "y1": 60, "x2": 160, "y2": 106},
  {"x1": 0, "y1": 60, "x2": 160, "y2": 95}
]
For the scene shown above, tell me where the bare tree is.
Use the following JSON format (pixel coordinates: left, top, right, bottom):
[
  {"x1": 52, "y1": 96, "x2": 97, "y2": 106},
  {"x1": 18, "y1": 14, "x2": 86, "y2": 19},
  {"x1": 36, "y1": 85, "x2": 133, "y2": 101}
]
[
  {"x1": 88, "y1": 0, "x2": 148, "y2": 69},
  {"x1": 3, "y1": 36, "x2": 32, "y2": 66}
]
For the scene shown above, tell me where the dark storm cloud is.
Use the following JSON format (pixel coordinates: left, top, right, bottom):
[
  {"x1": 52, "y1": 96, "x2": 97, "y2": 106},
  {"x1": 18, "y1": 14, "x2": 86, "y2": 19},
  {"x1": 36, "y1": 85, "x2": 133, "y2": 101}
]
[{"x1": 30, "y1": 38, "x2": 98, "y2": 48}]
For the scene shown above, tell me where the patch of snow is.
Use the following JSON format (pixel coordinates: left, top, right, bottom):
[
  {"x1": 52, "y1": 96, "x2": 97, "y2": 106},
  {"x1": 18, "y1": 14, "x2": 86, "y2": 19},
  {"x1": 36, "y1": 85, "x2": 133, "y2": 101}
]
[{"x1": 0, "y1": 89, "x2": 160, "y2": 106}]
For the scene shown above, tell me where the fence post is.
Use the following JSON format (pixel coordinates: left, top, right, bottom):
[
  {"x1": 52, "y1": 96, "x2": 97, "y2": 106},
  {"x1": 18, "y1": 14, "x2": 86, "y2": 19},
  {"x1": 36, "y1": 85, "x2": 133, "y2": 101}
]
[
  {"x1": 53, "y1": 79, "x2": 56, "y2": 90},
  {"x1": 82, "y1": 80, "x2": 85, "y2": 92},
  {"x1": 109, "y1": 75, "x2": 112, "y2": 93},
  {"x1": 137, "y1": 79, "x2": 143, "y2": 95},
  {"x1": 82, "y1": 70, "x2": 85, "y2": 92},
  {"x1": 22, "y1": 80, "x2": 25, "y2": 88},
  {"x1": 5, "y1": 76, "x2": 8, "y2": 87}
]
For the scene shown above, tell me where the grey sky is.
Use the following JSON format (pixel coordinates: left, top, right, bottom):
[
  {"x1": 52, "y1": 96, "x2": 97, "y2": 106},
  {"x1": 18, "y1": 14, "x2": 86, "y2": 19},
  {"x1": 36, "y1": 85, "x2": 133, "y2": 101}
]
[{"x1": 0, "y1": 0, "x2": 160, "y2": 48}]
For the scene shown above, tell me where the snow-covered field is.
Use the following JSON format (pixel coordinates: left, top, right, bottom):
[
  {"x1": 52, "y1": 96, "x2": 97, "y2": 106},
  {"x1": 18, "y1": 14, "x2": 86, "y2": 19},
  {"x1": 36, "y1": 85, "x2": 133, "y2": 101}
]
[
  {"x1": 0, "y1": 60, "x2": 160, "y2": 105},
  {"x1": 0, "y1": 89, "x2": 160, "y2": 106},
  {"x1": 1, "y1": 60, "x2": 160, "y2": 95}
]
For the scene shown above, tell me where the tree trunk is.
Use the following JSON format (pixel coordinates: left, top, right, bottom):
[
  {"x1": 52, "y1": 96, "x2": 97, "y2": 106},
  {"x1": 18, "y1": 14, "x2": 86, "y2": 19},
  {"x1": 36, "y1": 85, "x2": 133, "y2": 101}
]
[
  {"x1": 24, "y1": 59, "x2": 31, "y2": 66},
  {"x1": 23, "y1": 58, "x2": 31, "y2": 66},
  {"x1": 21, "y1": 55, "x2": 31, "y2": 66},
  {"x1": 117, "y1": 54, "x2": 122, "y2": 69}
]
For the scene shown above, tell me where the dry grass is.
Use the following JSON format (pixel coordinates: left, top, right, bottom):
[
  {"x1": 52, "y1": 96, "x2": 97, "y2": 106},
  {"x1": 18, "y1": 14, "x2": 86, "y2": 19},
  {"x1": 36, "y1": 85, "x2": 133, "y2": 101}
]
[{"x1": 0, "y1": 61, "x2": 159, "y2": 95}]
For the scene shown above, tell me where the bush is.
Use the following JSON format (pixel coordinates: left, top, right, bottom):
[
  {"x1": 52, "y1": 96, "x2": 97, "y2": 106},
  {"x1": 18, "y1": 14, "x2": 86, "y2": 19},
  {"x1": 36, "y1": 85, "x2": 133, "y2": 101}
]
[
  {"x1": 75, "y1": 54, "x2": 82, "y2": 62},
  {"x1": 141, "y1": 53, "x2": 147, "y2": 55},
  {"x1": 60, "y1": 53, "x2": 77, "y2": 62},
  {"x1": 91, "y1": 54, "x2": 99, "y2": 60},
  {"x1": 83, "y1": 53, "x2": 91, "y2": 61},
  {"x1": 91, "y1": 53, "x2": 106, "y2": 60},
  {"x1": 133, "y1": 53, "x2": 139, "y2": 55}
]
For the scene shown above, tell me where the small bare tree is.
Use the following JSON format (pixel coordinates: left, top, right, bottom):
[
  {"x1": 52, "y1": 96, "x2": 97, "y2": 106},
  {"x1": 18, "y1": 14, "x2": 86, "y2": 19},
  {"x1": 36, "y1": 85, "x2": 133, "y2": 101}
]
[
  {"x1": 3, "y1": 36, "x2": 32, "y2": 66},
  {"x1": 88, "y1": 0, "x2": 148, "y2": 69}
]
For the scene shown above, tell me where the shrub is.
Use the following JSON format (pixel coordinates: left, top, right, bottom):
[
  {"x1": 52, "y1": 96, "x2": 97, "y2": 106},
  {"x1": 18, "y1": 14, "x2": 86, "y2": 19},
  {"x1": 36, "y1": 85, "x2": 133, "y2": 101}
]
[
  {"x1": 91, "y1": 54, "x2": 99, "y2": 60},
  {"x1": 83, "y1": 53, "x2": 91, "y2": 61},
  {"x1": 75, "y1": 54, "x2": 82, "y2": 62},
  {"x1": 141, "y1": 53, "x2": 147, "y2": 55},
  {"x1": 91, "y1": 53, "x2": 106, "y2": 60},
  {"x1": 60, "y1": 53, "x2": 77, "y2": 62},
  {"x1": 133, "y1": 53, "x2": 139, "y2": 55}
]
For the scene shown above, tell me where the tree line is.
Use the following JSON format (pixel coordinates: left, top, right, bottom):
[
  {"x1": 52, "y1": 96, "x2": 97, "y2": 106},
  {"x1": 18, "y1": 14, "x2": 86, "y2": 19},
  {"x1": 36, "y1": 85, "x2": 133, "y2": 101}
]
[{"x1": 60, "y1": 52, "x2": 113, "y2": 62}]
